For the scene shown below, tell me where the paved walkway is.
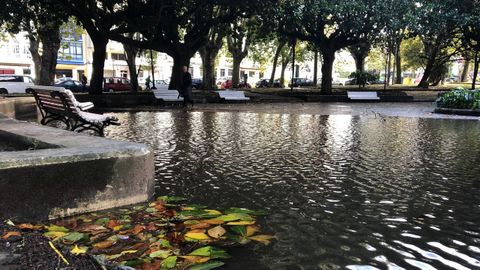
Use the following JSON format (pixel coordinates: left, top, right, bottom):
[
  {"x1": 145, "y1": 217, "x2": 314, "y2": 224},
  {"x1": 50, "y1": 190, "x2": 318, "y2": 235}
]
[{"x1": 184, "y1": 102, "x2": 480, "y2": 120}]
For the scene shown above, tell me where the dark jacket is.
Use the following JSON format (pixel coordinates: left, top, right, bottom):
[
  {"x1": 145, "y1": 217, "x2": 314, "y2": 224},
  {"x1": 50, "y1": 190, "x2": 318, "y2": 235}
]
[{"x1": 181, "y1": 72, "x2": 192, "y2": 92}]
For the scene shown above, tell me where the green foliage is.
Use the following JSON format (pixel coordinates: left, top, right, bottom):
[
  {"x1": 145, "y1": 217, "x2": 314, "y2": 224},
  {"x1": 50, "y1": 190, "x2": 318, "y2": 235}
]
[
  {"x1": 436, "y1": 88, "x2": 480, "y2": 109},
  {"x1": 348, "y1": 71, "x2": 379, "y2": 87}
]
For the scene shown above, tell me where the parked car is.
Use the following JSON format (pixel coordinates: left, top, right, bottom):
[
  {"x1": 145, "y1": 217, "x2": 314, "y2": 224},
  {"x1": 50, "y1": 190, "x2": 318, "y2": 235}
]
[
  {"x1": 255, "y1": 79, "x2": 283, "y2": 88},
  {"x1": 192, "y1": 78, "x2": 202, "y2": 89},
  {"x1": 0, "y1": 75, "x2": 35, "y2": 94},
  {"x1": 104, "y1": 77, "x2": 133, "y2": 92},
  {"x1": 289, "y1": 78, "x2": 314, "y2": 87},
  {"x1": 55, "y1": 79, "x2": 88, "y2": 92},
  {"x1": 221, "y1": 79, "x2": 251, "y2": 89}
]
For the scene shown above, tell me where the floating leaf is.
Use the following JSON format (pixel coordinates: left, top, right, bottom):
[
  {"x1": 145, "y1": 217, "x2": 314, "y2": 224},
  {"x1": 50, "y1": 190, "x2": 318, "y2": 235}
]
[
  {"x1": 224, "y1": 208, "x2": 267, "y2": 216},
  {"x1": 180, "y1": 256, "x2": 211, "y2": 263},
  {"x1": 249, "y1": 235, "x2": 276, "y2": 245},
  {"x1": 226, "y1": 221, "x2": 255, "y2": 226},
  {"x1": 47, "y1": 225, "x2": 69, "y2": 233},
  {"x1": 17, "y1": 223, "x2": 43, "y2": 231},
  {"x1": 246, "y1": 225, "x2": 260, "y2": 237},
  {"x1": 230, "y1": 226, "x2": 247, "y2": 236},
  {"x1": 156, "y1": 196, "x2": 186, "y2": 202},
  {"x1": 71, "y1": 245, "x2": 88, "y2": 255},
  {"x1": 188, "y1": 260, "x2": 225, "y2": 270},
  {"x1": 44, "y1": 231, "x2": 67, "y2": 241},
  {"x1": 189, "y1": 246, "x2": 213, "y2": 257},
  {"x1": 161, "y1": 256, "x2": 177, "y2": 269},
  {"x1": 149, "y1": 250, "x2": 171, "y2": 259},
  {"x1": 185, "y1": 232, "x2": 210, "y2": 240},
  {"x1": 201, "y1": 219, "x2": 225, "y2": 225},
  {"x1": 2, "y1": 231, "x2": 21, "y2": 240},
  {"x1": 216, "y1": 214, "x2": 253, "y2": 222},
  {"x1": 63, "y1": 232, "x2": 86, "y2": 244},
  {"x1": 188, "y1": 246, "x2": 229, "y2": 259},
  {"x1": 93, "y1": 240, "x2": 115, "y2": 249},
  {"x1": 95, "y1": 218, "x2": 110, "y2": 226},
  {"x1": 207, "y1": 226, "x2": 226, "y2": 239}
]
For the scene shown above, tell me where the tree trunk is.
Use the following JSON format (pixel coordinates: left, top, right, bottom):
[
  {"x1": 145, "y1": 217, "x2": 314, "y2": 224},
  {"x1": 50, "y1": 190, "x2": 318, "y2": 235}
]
[
  {"x1": 90, "y1": 35, "x2": 109, "y2": 94},
  {"x1": 37, "y1": 29, "x2": 61, "y2": 85},
  {"x1": 395, "y1": 44, "x2": 402, "y2": 84},
  {"x1": 279, "y1": 56, "x2": 290, "y2": 87},
  {"x1": 472, "y1": 50, "x2": 479, "y2": 90},
  {"x1": 320, "y1": 48, "x2": 335, "y2": 95},
  {"x1": 124, "y1": 44, "x2": 139, "y2": 92},
  {"x1": 169, "y1": 53, "x2": 192, "y2": 90},
  {"x1": 418, "y1": 58, "x2": 435, "y2": 89},
  {"x1": 199, "y1": 45, "x2": 221, "y2": 90},
  {"x1": 386, "y1": 52, "x2": 392, "y2": 86},
  {"x1": 461, "y1": 57, "x2": 470, "y2": 83},
  {"x1": 232, "y1": 56, "x2": 242, "y2": 88},
  {"x1": 353, "y1": 55, "x2": 366, "y2": 73},
  {"x1": 313, "y1": 49, "x2": 319, "y2": 86},
  {"x1": 270, "y1": 41, "x2": 285, "y2": 86},
  {"x1": 27, "y1": 35, "x2": 41, "y2": 84}
]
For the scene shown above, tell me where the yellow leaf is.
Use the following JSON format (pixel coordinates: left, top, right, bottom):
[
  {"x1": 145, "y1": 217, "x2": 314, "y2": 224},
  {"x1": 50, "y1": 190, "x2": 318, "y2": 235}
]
[
  {"x1": 249, "y1": 235, "x2": 276, "y2": 245},
  {"x1": 184, "y1": 232, "x2": 210, "y2": 240},
  {"x1": 120, "y1": 250, "x2": 138, "y2": 255},
  {"x1": 180, "y1": 256, "x2": 211, "y2": 263},
  {"x1": 226, "y1": 221, "x2": 255, "y2": 226},
  {"x1": 207, "y1": 226, "x2": 226, "y2": 239},
  {"x1": 71, "y1": 245, "x2": 88, "y2": 255},
  {"x1": 113, "y1": 225, "x2": 123, "y2": 231},
  {"x1": 246, "y1": 225, "x2": 260, "y2": 237},
  {"x1": 44, "y1": 231, "x2": 67, "y2": 241},
  {"x1": 205, "y1": 210, "x2": 222, "y2": 215},
  {"x1": 201, "y1": 219, "x2": 225, "y2": 225}
]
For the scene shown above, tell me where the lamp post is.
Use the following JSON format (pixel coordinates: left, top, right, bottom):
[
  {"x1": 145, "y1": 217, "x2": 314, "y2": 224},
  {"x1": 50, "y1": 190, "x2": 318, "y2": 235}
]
[
  {"x1": 291, "y1": 37, "x2": 297, "y2": 92},
  {"x1": 150, "y1": 49, "x2": 156, "y2": 89}
]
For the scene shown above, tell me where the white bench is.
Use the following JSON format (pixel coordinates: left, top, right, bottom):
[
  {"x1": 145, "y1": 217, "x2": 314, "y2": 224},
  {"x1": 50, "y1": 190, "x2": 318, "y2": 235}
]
[
  {"x1": 216, "y1": 90, "x2": 250, "y2": 101},
  {"x1": 152, "y1": 86, "x2": 183, "y2": 102},
  {"x1": 347, "y1": 91, "x2": 380, "y2": 101}
]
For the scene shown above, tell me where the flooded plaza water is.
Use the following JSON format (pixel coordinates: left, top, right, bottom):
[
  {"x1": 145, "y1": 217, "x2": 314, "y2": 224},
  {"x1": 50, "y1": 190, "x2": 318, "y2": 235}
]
[{"x1": 105, "y1": 106, "x2": 480, "y2": 270}]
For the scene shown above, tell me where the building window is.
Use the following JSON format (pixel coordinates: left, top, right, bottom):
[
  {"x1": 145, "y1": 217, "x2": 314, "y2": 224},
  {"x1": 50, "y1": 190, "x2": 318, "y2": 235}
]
[
  {"x1": 23, "y1": 68, "x2": 31, "y2": 75},
  {"x1": 111, "y1": 53, "x2": 126, "y2": 61},
  {"x1": 249, "y1": 71, "x2": 255, "y2": 77},
  {"x1": 13, "y1": 44, "x2": 20, "y2": 55},
  {"x1": 58, "y1": 40, "x2": 84, "y2": 63},
  {"x1": 228, "y1": 69, "x2": 233, "y2": 76},
  {"x1": 120, "y1": 70, "x2": 128, "y2": 78},
  {"x1": 220, "y1": 69, "x2": 225, "y2": 77}
]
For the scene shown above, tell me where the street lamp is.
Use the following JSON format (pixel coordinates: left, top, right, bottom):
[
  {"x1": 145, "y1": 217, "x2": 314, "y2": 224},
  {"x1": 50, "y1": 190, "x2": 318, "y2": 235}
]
[
  {"x1": 150, "y1": 49, "x2": 156, "y2": 89},
  {"x1": 291, "y1": 37, "x2": 297, "y2": 92}
]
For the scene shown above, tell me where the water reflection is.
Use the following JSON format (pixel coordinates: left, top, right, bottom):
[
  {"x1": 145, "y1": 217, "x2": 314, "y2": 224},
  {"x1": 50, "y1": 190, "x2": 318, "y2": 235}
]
[{"x1": 106, "y1": 112, "x2": 480, "y2": 270}]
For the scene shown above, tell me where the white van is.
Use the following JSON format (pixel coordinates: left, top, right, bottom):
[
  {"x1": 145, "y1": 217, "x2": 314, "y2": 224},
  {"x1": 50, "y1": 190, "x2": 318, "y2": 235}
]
[{"x1": 0, "y1": 75, "x2": 35, "y2": 94}]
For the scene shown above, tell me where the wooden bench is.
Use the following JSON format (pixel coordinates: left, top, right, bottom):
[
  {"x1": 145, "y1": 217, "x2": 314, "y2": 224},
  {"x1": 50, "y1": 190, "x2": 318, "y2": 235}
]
[
  {"x1": 31, "y1": 86, "x2": 119, "y2": 136},
  {"x1": 152, "y1": 85, "x2": 183, "y2": 102},
  {"x1": 216, "y1": 90, "x2": 250, "y2": 101},
  {"x1": 347, "y1": 91, "x2": 380, "y2": 101}
]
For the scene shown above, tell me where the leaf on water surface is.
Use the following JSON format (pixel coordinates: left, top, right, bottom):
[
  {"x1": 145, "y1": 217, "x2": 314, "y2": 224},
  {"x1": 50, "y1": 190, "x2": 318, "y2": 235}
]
[
  {"x1": 2, "y1": 231, "x2": 21, "y2": 240},
  {"x1": 44, "y1": 231, "x2": 67, "y2": 241},
  {"x1": 156, "y1": 196, "x2": 186, "y2": 203},
  {"x1": 93, "y1": 240, "x2": 116, "y2": 249},
  {"x1": 201, "y1": 219, "x2": 225, "y2": 225},
  {"x1": 161, "y1": 256, "x2": 177, "y2": 269},
  {"x1": 249, "y1": 235, "x2": 276, "y2": 245},
  {"x1": 185, "y1": 232, "x2": 210, "y2": 241},
  {"x1": 95, "y1": 218, "x2": 110, "y2": 226},
  {"x1": 71, "y1": 245, "x2": 88, "y2": 255},
  {"x1": 187, "y1": 260, "x2": 225, "y2": 270},
  {"x1": 47, "y1": 225, "x2": 69, "y2": 233},
  {"x1": 246, "y1": 225, "x2": 260, "y2": 237},
  {"x1": 226, "y1": 221, "x2": 255, "y2": 226},
  {"x1": 149, "y1": 249, "x2": 171, "y2": 259},
  {"x1": 189, "y1": 223, "x2": 211, "y2": 230},
  {"x1": 188, "y1": 246, "x2": 229, "y2": 259},
  {"x1": 216, "y1": 213, "x2": 253, "y2": 222},
  {"x1": 180, "y1": 256, "x2": 211, "y2": 263},
  {"x1": 77, "y1": 224, "x2": 107, "y2": 233},
  {"x1": 62, "y1": 232, "x2": 86, "y2": 244},
  {"x1": 230, "y1": 226, "x2": 247, "y2": 237},
  {"x1": 17, "y1": 223, "x2": 43, "y2": 231},
  {"x1": 207, "y1": 226, "x2": 226, "y2": 239}
]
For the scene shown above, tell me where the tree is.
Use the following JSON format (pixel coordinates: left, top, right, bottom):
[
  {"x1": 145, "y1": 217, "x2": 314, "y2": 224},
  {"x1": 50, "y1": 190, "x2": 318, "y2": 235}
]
[
  {"x1": 348, "y1": 41, "x2": 371, "y2": 73},
  {"x1": 460, "y1": 0, "x2": 480, "y2": 89},
  {"x1": 1, "y1": 0, "x2": 65, "y2": 85},
  {"x1": 412, "y1": 0, "x2": 463, "y2": 88},
  {"x1": 280, "y1": 0, "x2": 380, "y2": 94},
  {"x1": 122, "y1": 34, "x2": 142, "y2": 92},
  {"x1": 199, "y1": 24, "x2": 225, "y2": 90}
]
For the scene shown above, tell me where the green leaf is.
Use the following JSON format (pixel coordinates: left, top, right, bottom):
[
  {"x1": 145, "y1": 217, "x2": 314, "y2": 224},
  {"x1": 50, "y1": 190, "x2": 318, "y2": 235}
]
[
  {"x1": 161, "y1": 256, "x2": 177, "y2": 269},
  {"x1": 188, "y1": 261, "x2": 225, "y2": 270},
  {"x1": 188, "y1": 246, "x2": 212, "y2": 256},
  {"x1": 47, "y1": 225, "x2": 69, "y2": 233},
  {"x1": 158, "y1": 239, "x2": 172, "y2": 248},
  {"x1": 63, "y1": 232, "x2": 86, "y2": 244},
  {"x1": 149, "y1": 250, "x2": 171, "y2": 259},
  {"x1": 230, "y1": 226, "x2": 247, "y2": 236},
  {"x1": 95, "y1": 218, "x2": 110, "y2": 226},
  {"x1": 156, "y1": 196, "x2": 186, "y2": 202},
  {"x1": 188, "y1": 246, "x2": 229, "y2": 259},
  {"x1": 216, "y1": 213, "x2": 253, "y2": 222}
]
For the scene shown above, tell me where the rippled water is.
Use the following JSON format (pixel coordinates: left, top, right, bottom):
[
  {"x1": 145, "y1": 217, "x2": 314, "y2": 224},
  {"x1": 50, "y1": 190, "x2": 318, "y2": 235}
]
[{"x1": 105, "y1": 111, "x2": 480, "y2": 270}]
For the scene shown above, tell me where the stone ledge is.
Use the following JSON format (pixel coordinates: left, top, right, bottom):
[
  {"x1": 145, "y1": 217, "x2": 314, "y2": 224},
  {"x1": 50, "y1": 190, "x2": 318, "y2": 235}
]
[
  {"x1": 0, "y1": 116, "x2": 155, "y2": 221},
  {"x1": 434, "y1": 108, "x2": 480, "y2": 116}
]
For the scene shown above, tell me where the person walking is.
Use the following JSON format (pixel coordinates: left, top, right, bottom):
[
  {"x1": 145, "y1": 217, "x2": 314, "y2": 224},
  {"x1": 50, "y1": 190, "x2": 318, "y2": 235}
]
[
  {"x1": 179, "y1": 66, "x2": 194, "y2": 107},
  {"x1": 145, "y1": 75, "x2": 151, "y2": 90},
  {"x1": 80, "y1": 74, "x2": 88, "y2": 92}
]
